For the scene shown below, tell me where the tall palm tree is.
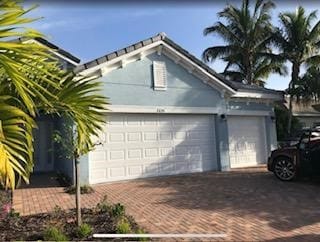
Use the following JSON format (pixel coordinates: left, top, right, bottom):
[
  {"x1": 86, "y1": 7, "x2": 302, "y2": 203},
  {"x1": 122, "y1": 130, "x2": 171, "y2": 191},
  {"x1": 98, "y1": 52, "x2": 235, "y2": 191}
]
[
  {"x1": 273, "y1": 6, "x2": 320, "y2": 135},
  {"x1": 203, "y1": 0, "x2": 285, "y2": 86},
  {"x1": 0, "y1": 1, "x2": 108, "y2": 190}
]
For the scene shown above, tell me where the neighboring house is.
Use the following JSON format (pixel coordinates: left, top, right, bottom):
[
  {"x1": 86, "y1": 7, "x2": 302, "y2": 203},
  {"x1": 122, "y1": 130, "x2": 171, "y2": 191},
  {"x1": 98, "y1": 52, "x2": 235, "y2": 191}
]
[
  {"x1": 284, "y1": 97, "x2": 320, "y2": 128},
  {"x1": 32, "y1": 33, "x2": 283, "y2": 185}
]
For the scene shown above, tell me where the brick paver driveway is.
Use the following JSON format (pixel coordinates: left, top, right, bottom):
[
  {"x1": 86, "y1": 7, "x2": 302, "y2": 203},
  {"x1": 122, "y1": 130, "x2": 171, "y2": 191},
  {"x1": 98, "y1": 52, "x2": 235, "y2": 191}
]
[{"x1": 14, "y1": 167, "x2": 320, "y2": 241}]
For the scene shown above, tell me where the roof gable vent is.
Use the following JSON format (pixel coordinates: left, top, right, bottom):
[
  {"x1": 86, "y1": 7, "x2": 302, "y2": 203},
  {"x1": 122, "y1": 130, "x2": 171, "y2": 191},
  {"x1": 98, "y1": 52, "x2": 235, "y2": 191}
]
[{"x1": 153, "y1": 61, "x2": 167, "y2": 90}]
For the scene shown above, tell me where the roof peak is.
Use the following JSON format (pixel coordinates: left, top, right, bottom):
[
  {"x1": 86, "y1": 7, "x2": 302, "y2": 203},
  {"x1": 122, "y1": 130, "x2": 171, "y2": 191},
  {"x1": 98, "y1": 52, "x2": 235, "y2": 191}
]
[{"x1": 158, "y1": 32, "x2": 167, "y2": 38}]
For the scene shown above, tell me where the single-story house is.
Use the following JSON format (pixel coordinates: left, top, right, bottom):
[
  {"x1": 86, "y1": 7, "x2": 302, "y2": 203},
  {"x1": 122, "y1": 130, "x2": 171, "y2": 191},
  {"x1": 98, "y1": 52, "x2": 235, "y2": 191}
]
[
  {"x1": 32, "y1": 33, "x2": 283, "y2": 184},
  {"x1": 284, "y1": 97, "x2": 320, "y2": 128}
]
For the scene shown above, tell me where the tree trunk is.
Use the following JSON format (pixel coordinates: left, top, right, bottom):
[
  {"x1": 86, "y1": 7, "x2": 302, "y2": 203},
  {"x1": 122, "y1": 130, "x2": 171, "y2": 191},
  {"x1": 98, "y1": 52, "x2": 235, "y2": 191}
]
[
  {"x1": 75, "y1": 156, "x2": 81, "y2": 226},
  {"x1": 287, "y1": 62, "x2": 300, "y2": 136},
  {"x1": 287, "y1": 89, "x2": 293, "y2": 136}
]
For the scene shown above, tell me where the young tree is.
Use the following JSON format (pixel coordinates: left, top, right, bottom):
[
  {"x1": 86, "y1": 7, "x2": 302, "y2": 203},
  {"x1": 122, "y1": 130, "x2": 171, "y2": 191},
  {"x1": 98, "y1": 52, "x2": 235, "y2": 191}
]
[
  {"x1": 273, "y1": 7, "x2": 320, "y2": 135},
  {"x1": 203, "y1": 0, "x2": 285, "y2": 86},
  {"x1": 51, "y1": 74, "x2": 108, "y2": 226}
]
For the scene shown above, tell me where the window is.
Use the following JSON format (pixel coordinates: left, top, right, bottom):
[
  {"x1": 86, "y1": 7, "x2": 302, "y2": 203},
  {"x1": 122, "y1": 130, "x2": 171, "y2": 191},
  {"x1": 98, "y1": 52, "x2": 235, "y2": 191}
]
[{"x1": 153, "y1": 61, "x2": 167, "y2": 90}]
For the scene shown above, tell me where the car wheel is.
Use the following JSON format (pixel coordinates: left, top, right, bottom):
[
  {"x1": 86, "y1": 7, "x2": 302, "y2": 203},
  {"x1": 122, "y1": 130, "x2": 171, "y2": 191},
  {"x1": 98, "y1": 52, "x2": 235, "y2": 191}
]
[{"x1": 274, "y1": 157, "x2": 296, "y2": 181}]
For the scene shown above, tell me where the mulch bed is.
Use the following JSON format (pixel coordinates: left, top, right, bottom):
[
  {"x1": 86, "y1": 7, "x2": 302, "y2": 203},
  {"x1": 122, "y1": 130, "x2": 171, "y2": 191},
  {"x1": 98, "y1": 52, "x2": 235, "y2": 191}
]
[
  {"x1": 0, "y1": 186, "x2": 145, "y2": 241},
  {"x1": 0, "y1": 200, "x2": 143, "y2": 241},
  {"x1": 0, "y1": 189, "x2": 11, "y2": 210}
]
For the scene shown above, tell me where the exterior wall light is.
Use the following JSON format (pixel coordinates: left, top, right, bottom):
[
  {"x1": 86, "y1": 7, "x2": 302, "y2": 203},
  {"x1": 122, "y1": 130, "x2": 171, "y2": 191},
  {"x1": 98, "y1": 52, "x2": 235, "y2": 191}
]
[{"x1": 220, "y1": 114, "x2": 227, "y2": 121}]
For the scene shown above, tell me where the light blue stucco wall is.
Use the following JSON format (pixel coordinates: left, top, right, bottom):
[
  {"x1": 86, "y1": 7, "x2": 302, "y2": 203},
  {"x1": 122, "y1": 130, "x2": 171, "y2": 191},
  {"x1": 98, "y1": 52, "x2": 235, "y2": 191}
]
[
  {"x1": 78, "y1": 52, "x2": 277, "y2": 184},
  {"x1": 100, "y1": 53, "x2": 224, "y2": 107}
]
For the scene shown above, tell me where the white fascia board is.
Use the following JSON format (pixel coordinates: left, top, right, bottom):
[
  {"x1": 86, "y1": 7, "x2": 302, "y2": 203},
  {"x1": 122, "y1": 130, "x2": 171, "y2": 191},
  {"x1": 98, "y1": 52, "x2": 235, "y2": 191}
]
[
  {"x1": 103, "y1": 105, "x2": 219, "y2": 114},
  {"x1": 227, "y1": 109, "x2": 272, "y2": 116},
  {"x1": 77, "y1": 41, "x2": 161, "y2": 76},
  {"x1": 77, "y1": 40, "x2": 237, "y2": 95},
  {"x1": 293, "y1": 112, "x2": 320, "y2": 117},
  {"x1": 232, "y1": 91, "x2": 283, "y2": 101},
  {"x1": 161, "y1": 42, "x2": 236, "y2": 95},
  {"x1": 25, "y1": 39, "x2": 79, "y2": 66},
  {"x1": 99, "y1": 105, "x2": 271, "y2": 117}
]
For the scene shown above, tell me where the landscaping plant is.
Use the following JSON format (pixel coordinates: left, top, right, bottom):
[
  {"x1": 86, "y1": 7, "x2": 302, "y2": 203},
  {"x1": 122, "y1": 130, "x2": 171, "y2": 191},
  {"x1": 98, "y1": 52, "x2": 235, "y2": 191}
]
[
  {"x1": 76, "y1": 223, "x2": 93, "y2": 238},
  {"x1": 43, "y1": 226, "x2": 69, "y2": 242}
]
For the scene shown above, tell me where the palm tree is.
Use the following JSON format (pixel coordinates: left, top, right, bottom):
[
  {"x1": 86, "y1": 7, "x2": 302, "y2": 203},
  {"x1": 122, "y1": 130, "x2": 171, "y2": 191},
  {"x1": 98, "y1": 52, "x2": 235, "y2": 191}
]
[
  {"x1": 0, "y1": 0, "x2": 108, "y2": 194},
  {"x1": 273, "y1": 6, "x2": 320, "y2": 135},
  {"x1": 295, "y1": 66, "x2": 320, "y2": 103},
  {"x1": 203, "y1": 0, "x2": 285, "y2": 86}
]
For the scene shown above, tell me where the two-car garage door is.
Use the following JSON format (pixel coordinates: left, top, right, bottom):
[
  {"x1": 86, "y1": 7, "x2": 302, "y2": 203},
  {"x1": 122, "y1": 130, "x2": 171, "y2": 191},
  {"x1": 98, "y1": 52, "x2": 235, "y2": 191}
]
[{"x1": 89, "y1": 113, "x2": 217, "y2": 184}]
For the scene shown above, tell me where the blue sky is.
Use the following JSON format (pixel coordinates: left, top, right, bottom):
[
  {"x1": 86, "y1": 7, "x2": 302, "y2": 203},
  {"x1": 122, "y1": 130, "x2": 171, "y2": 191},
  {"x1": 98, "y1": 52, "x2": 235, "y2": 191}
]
[{"x1": 25, "y1": 1, "x2": 320, "y2": 90}]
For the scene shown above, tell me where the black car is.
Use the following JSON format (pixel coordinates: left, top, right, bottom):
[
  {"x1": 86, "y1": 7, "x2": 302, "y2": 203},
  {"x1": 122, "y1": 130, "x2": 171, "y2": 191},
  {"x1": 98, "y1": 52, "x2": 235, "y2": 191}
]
[{"x1": 268, "y1": 127, "x2": 320, "y2": 181}]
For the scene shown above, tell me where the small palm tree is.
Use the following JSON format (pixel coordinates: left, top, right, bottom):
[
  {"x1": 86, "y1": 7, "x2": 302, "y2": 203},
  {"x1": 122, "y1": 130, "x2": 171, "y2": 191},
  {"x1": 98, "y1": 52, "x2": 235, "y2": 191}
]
[
  {"x1": 273, "y1": 6, "x2": 320, "y2": 135},
  {"x1": 0, "y1": 1, "x2": 108, "y2": 191},
  {"x1": 0, "y1": 1, "x2": 63, "y2": 188},
  {"x1": 203, "y1": 0, "x2": 285, "y2": 86},
  {"x1": 0, "y1": 1, "x2": 108, "y2": 226}
]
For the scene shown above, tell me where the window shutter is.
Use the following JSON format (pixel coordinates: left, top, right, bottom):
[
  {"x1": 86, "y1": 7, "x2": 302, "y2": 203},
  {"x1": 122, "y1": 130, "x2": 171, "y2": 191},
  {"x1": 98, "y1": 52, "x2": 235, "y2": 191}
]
[{"x1": 153, "y1": 61, "x2": 167, "y2": 90}]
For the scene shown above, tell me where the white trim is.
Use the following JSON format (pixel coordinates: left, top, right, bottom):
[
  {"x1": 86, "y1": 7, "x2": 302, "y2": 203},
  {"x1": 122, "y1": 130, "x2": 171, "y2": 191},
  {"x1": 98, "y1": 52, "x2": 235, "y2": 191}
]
[
  {"x1": 161, "y1": 42, "x2": 236, "y2": 94},
  {"x1": 78, "y1": 42, "x2": 160, "y2": 76},
  {"x1": 227, "y1": 110, "x2": 271, "y2": 116},
  {"x1": 77, "y1": 40, "x2": 237, "y2": 95},
  {"x1": 76, "y1": 38, "x2": 284, "y2": 100},
  {"x1": 232, "y1": 91, "x2": 283, "y2": 101},
  {"x1": 102, "y1": 105, "x2": 272, "y2": 117},
  {"x1": 293, "y1": 112, "x2": 320, "y2": 117},
  {"x1": 24, "y1": 39, "x2": 79, "y2": 66},
  {"x1": 105, "y1": 105, "x2": 220, "y2": 114}
]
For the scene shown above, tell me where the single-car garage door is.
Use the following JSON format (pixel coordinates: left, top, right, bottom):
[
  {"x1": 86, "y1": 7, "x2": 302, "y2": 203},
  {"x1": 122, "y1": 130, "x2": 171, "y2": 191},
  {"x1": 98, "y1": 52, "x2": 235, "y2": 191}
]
[
  {"x1": 89, "y1": 113, "x2": 217, "y2": 184},
  {"x1": 228, "y1": 116, "x2": 267, "y2": 168}
]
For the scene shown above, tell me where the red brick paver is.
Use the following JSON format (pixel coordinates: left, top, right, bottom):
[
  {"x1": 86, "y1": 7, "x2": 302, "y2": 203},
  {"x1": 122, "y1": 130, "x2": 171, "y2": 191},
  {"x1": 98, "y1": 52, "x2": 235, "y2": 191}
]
[{"x1": 13, "y1": 168, "x2": 320, "y2": 241}]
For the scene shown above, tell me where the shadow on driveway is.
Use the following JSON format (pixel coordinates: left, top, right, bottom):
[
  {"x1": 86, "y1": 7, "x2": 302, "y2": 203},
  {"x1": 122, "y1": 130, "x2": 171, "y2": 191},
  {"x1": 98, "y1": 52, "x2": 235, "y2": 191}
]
[{"x1": 135, "y1": 169, "x2": 320, "y2": 233}]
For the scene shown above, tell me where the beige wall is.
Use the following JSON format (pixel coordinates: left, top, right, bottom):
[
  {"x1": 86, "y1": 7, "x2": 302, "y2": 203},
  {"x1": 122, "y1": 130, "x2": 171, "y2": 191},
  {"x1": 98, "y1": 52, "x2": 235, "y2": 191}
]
[{"x1": 296, "y1": 116, "x2": 320, "y2": 128}]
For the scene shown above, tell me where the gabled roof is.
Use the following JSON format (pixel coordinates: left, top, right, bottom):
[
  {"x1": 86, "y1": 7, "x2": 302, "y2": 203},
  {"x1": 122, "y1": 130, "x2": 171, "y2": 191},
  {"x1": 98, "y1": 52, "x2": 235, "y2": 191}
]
[
  {"x1": 12, "y1": 37, "x2": 80, "y2": 65},
  {"x1": 74, "y1": 32, "x2": 282, "y2": 98}
]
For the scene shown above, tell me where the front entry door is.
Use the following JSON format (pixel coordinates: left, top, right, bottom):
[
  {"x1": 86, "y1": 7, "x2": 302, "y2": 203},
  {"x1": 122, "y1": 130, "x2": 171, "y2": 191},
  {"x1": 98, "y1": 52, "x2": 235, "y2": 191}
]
[{"x1": 33, "y1": 120, "x2": 54, "y2": 172}]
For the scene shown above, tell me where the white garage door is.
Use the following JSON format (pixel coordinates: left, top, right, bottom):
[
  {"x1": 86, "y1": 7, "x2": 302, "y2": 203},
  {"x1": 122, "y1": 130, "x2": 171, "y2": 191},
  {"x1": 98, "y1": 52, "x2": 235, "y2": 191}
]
[
  {"x1": 89, "y1": 113, "x2": 216, "y2": 184},
  {"x1": 228, "y1": 116, "x2": 267, "y2": 168}
]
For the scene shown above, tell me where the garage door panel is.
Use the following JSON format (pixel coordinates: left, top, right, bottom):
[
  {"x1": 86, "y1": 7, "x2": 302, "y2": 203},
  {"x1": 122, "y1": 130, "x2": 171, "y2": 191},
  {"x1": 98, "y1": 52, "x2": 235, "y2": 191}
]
[
  {"x1": 228, "y1": 116, "x2": 267, "y2": 168},
  {"x1": 89, "y1": 151, "x2": 106, "y2": 161},
  {"x1": 89, "y1": 114, "x2": 217, "y2": 184},
  {"x1": 127, "y1": 165, "x2": 143, "y2": 176}
]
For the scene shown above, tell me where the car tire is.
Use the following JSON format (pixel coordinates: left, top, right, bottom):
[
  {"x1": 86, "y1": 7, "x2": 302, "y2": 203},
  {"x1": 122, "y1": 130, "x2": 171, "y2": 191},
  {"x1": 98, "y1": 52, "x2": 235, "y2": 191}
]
[{"x1": 273, "y1": 157, "x2": 296, "y2": 181}]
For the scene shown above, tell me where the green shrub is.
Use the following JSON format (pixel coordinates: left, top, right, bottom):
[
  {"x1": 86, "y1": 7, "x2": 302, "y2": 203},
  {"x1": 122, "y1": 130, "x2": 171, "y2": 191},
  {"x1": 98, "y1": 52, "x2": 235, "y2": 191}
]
[
  {"x1": 53, "y1": 205, "x2": 63, "y2": 217},
  {"x1": 64, "y1": 185, "x2": 94, "y2": 194},
  {"x1": 76, "y1": 223, "x2": 93, "y2": 238},
  {"x1": 43, "y1": 226, "x2": 68, "y2": 241},
  {"x1": 96, "y1": 195, "x2": 110, "y2": 213},
  {"x1": 275, "y1": 105, "x2": 303, "y2": 140},
  {"x1": 111, "y1": 203, "x2": 125, "y2": 217},
  {"x1": 8, "y1": 208, "x2": 20, "y2": 218},
  {"x1": 116, "y1": 220, "x2": 131, "y2": 234},
  {"x1": 135, "y1": 228, "x2": 148, "y2": 241}
]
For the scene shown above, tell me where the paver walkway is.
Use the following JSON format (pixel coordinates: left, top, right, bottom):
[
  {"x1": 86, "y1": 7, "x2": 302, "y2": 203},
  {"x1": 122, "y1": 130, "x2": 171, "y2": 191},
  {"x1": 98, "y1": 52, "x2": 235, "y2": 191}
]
[{"x1": 13, "y1": 168, "x2": 320, "y2": 241}]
